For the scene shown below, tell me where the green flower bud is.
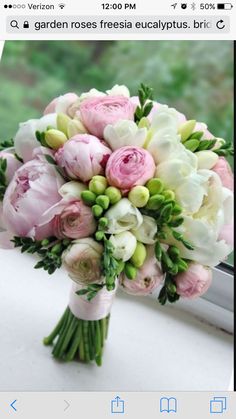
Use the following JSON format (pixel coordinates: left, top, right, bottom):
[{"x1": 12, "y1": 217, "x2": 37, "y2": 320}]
[
  {"x1": 67, "y1": 119, "x2": 87, "y2": 138},
  {"x1": 146, "y1": 178, "x2": 164, "y2": 195},
  {"x1": 41, "y1": 239, "x2": 50, "y2": 246},
  {"x1": 106, "y1": 283, "x2": 115, "y2": 291},
  {"x1": 177, "y1": 259, "x2": 188, "y2": 272},
  {"x1": 95, "y1": 231, "x2": 105, "y2": 241},
  {"x1": 147, "y1": 194, "x2": 165, "y2": 210},
  {"x1": 184, "y1": 139, "x2": 200, "y2": 152},
  {"x1": 128, "y1": 186, "x2": 149, "y2": 208},
  {"x1": 169, "y1": 217, "x2": 184, "y2": 227},
  {"x1": 167, "y1": 282, "x2": 177, "y2": 294},
  {"x1": 189, "y1": 131, "x2": 204, "y2": 140},
  {"x1": 162, "y1": 190, "x2": 175, "y2": 201},
  {"x1": 138, "y1": 117, "x2": 150, "y2": 129},
  {"x1": 51, "y1": 243, "x2": 62, "y2": 254},
  {"x1": 96, "y1": 194, "x2": 110, "y2": 210},
  {"x1": 168, "y1": 245, "x2": 180, "y2": 260},
  {"x1": 81, "y1": 190, "x2": 96, "y2": 206},
  {"x1": 161, "y1": 252, "x2": 174, "y2": 271},
  {"x1": 105, "y1": 186, "x2": 122, "y2": 204},
  {"x1": 45, "y1": 129, "x2": 68, "y2": 150},
  {"x1": 172, "y1": 204, "x2": 182, "y2": 215},
  {"x1": 155, "y1": 241, "x2": 162, "y2": 261},
  {"x1": 89, "y1": 175, "x2": 108, "y2": 195},
  {"x1": 159, "y1": 203, "x2": 173, "y2": 221},
  {"x1": 98, "y1": 217, "x2": 108, "y2": 229},
  {"x1": 57, "y1": 113, "x2": 71, "y2": 136},
  {"x1": 92, "y1": 204, "x2": 103, "y2": 218},
  {"x1": 178, "y1": 120, "x2": 196, "y2": 142},
  {"x1": 124, "y1": 262, "x2": 137, "y2": 280},
  {"x1": 131, "y1": 242, "x2": 147, "y2": 268}
]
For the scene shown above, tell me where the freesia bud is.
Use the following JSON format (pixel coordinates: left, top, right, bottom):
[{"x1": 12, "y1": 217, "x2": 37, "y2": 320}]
[
  {"x1": 128, "y1": 185, "x2": 150, "y2": 208},
  {"x1": 45, "y1": 129, "x2": 68, "y2": 149},
  {"x1": 105, "y1": 186, "x2": 122, "y2": 204},
  {"x1": 81, "y1": 190, "x2": 96, "y2": 206},
  {"x1": 124, "y1": 262, "x2": 137, "y2": 280},
  {"x1": 92, "y1": 204, "x2": 103, "y2": 218},
  {"x1": 131, "y1": 242, "x2": 147, "y2": 268},
  {"x1": 109, "y1": 231, "x2": 137, "y2": 262},
  {"x1": 57, "y1": 113, "x2": 71, "y2": 135},
  {"x1": 146, "y1": 178, "x2": 164, "y2": 195},
  {"x1": 147, "y1": 194, "x2": 165, "y2": 210},
  {"x1": 178, "y1": 120, "x2": 196, "y2": 142},
  {"x1": 96, "y1": 195, "x2": 110, "y2": 210},
  {"x1": 67, "y1": 119, "x2": 87, "y2": 137},
  {"x1": 89, "y1": 175, "x2": 108, "y2": 195},
  {"x1": 195, "y1": 150, "x2": 219, "y2": 170}
]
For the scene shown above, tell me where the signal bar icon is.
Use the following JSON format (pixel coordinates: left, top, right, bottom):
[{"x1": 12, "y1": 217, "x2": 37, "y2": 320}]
[{"x1": 59, "y1": 3, "x2": 66, "y2": 9}]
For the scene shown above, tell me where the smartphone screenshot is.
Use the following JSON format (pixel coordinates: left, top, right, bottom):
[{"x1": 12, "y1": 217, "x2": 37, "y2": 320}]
[{"x1": 0, "y1": 1, "x2": 234, "y2": 418}]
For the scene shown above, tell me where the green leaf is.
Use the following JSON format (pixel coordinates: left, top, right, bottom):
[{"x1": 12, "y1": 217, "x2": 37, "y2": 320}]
[
  {"x1": 45, "y1": 154, "x2": 56, "y2": 165},
  {"x1": 76, "y1": 289, "x2": 89, "y2": 296},
  {"x1": 196, "y1": 139, "x2": 217, "y2": 151},
  {"x1": 0, "y1": 138, "x2": 14, "y2": 151}
]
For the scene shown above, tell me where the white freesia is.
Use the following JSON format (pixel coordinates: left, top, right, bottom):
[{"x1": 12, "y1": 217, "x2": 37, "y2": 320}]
[
  {"x1": 195, "y1": 150, "x2": 219, "y2": 170},
  {"x1": 150, "y1": 104, "x2": 180, "y2": 133},
  {"x1": 14, "y1": 113, "x2": 57, "y2": 162},
  {"x1": 106, "y1": 84, "x2": 130, "y2": 97},
  {"x1": 109, "y1": 231, "x2": 137, "y2": 262},
  {"x1": 105, "y1": 198, "x2": 143, "y2": 234},
  {"x1": 132, "y1": 215, "x2": 157, "y2": 244},
  {"x1": 59, "y1": 181, "x2": 86, "y2": 201},
  {"x1": 79, "y1": 88, "x2": 106, "y2": 103},
  {"x1": 104, "y1": 120, "x2": 147, "y2": 150},
  {"x1": 156, "y1": 159, "x2": 195, "y2": 190}
]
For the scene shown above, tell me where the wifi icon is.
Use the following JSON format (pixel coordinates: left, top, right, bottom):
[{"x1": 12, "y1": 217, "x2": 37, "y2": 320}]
[{"x1": 59, "y1": 3, "x2": 65, "y2": 9}]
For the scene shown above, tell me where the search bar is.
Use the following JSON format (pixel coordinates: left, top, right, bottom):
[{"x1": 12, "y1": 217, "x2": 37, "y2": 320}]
[{"x1": 6, "y1": 15, "x2": 230, "y2": 33}]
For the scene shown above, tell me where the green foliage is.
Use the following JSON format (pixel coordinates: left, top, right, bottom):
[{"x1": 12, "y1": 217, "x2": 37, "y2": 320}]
[{"x1": 0, "y1": 157, "x2": 7, "y2": 200}]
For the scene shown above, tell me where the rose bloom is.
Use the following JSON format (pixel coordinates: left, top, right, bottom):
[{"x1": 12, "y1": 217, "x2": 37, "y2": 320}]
[
  {"x1": 106, "y1": 146, "x2": 155, "y2": 193},
  {"x1": 212, "y1": 157, "x2": 234, "y2": 191},
  {"x1": 63, "y1": 238, "x2": 103, "y2": 285},
  {"x1": 175, "y1": 263, "x2": 212, "y2": 299},
  {"x1": 0, "y1": 151, "x2": 22, "y2": 184},
  {"x1": 52, "y1": 200, "x2": 96, "y2": 239},
  {"x1": 55, "y1": 134, "x2": 111, "y2": 182},
  {"x1": 79, "y1": 95, "x2": 135, "y2": 138},
  {"x1": 120, "y1": 246, "x2": 164, "y2": 296},
  {"x1": 44, "y1": 92, "x2": 79, "y2": 117},
  {"x1": 2, "y1": 160, "x2": 64, "y2": 240}
]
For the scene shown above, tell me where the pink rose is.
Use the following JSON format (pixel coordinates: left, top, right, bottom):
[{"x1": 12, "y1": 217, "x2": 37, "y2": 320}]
[
  {"x1": 175, "y1": 263, "x2": 212, "y2": 299},
  {"x1": 44, "y1": 92, "x2": 79, "y2": 117},
  {"x1": 0, "y1": 151, "x2": 22, "y2": 184},
  {"x1": 52, "y1": 200, "x2": 96, "y2": 239},
  {"x1": 212, "y1": 157, "x2": 234, "y2": 191},
  {"x1": 1, "y1": 160, "x2": 64, "y2": 241},
  {"x1": 55, "y1": 134, "x2": 111, "y2": 182},
  {"x1": 106, "y1": 146, "x2": 155, "y2": 193},
  {"x1": 119, "y1": 246, "x2": 164, "y2": 296},
  {"x1": 80, "y1": 95, "x2": 135, "y2": 138}
]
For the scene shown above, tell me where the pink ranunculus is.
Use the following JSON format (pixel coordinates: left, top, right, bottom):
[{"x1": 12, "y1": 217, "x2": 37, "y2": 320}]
[
  {"x1": 175, "y1": 263, "x2": 212, "y2": 299},
  {"x1": 2, "y1": 160, "x2": 64, "y2": 240},
  {"x1": 79, "y1": 95, "x2": 135, "y2": 138},
  {"x1": 0, "y1": 151, "x2": 22, "y2": 184},
  {"x1": 119, "y1": 245, "x2": 164, "y2": 296},
  {"x1": 44, "y1": 92, "x2": 79, "y2": 117},
  {"x1": 55, "y1": 134, "x2": 112, "y2": 182},
  {"x1": 212, "y1": 157, "x2": 234, "y2": 191},
  {"x1": 106, "y1": 146, "x2": 155, "y2": 193},
  {"x1": 52, "y1": 200, "x2": 96, "y2": 239}
]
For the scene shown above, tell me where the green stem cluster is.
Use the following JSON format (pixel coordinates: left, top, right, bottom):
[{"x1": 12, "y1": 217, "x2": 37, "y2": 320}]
[
  {"x1": 0, "y1": 158, "x2": 7, "y2": 200},
  {"x1": 135, "y1": 83, "x2": 154, "y2": 123},
  {"x1": 44, "y1": 307, "x2": 110, "y2": 366}
]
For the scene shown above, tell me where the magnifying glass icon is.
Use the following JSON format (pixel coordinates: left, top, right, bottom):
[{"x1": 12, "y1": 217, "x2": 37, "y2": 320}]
[{"x1": 10, "y1": 20, "x2": 20, "y2": 29}]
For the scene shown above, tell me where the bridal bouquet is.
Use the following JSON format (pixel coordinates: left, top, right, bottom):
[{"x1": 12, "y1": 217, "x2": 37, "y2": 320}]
[{"x1": 0, "y1": 84, "x2": 233, "y2": 366}]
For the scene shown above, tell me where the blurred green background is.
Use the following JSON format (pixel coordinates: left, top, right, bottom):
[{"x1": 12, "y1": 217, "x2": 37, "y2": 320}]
[{"x1": 0, "y1": 40, "x2": 234, "y2": 264}]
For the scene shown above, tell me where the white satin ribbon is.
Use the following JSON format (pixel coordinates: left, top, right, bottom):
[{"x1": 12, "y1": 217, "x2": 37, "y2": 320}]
[{"x1": 69, "y1": 281, "x2": 117, "y2": 321}]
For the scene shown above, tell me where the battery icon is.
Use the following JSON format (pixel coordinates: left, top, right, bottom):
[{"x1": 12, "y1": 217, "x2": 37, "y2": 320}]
[{"x1": 217, "y1": 3, "x2": 233, "y2": 9}]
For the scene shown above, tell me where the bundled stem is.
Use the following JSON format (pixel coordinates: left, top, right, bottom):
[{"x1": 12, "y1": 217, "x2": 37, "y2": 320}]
[{"x1": 43, "y1": 307, "x2": 110, "y2": 366}]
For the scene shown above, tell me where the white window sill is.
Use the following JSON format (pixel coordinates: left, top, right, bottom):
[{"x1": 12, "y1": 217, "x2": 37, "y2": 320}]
[{"x1": 0, "y1": 249, "x2": 233, "y2": 392}]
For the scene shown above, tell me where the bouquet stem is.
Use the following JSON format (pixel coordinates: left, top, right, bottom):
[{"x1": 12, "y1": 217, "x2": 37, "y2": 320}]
[{"x1": 43, "y1": 307, "x2": 110, "y2": 366}]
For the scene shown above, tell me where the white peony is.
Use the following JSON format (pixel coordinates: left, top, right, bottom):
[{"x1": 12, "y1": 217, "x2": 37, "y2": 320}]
[
  {"x1": 105, "y1": 198, "x2": 143, "y2": 234},
  {"x1": 106, "y1": 84, "x2": 130, "y2": 97},
  {"x1": 14, "y1": 113, "x2": 57, "y2": 162},
  {"x1": 109, "y1": 231, "x2": 137, "y2": 262},
  {"x1": 104, "y1": 120, "x2": 147, "y2": 150},
  {"x1": 132, "y1": 215, "x2": 157, "y2": 244}
]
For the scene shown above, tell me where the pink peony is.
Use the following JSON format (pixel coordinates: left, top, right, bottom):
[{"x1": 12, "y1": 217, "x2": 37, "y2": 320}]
[
  {"x1": 212, "y1": 157, "x2": 234, "y2": 191},
  {"x1": 175, "y1": 263, "x2": 212, "y2": 299},
  {"x1": 0, "y1": 151, "x2": 22, "y2": 184},
  {"x1": 44, "y1": 92, "x2": 79, "y2": 117},
  {"x1": 55, "y1": 134, "x2": 111, "y2": 182},
  {"x1": 1, "y1": 160, "x2": 64, "y2": 240},
  {"x1": 79, "y1": 95, "x2": 135, "y2": 138},
  {"x1": 106, "y1": 146, "x2": 155, "y2": 193},
  {"x1": 52, "y1": 200, "x2": 96, "y2": 239},
  {"x1": 119, "y1": 246, "x2": 164, "y2": 296}
]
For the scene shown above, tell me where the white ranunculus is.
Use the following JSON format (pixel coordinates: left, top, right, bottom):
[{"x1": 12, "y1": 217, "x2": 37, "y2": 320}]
[
  {"x1": 106, "y1": 84, "x2": 130, "y2": 97},
  {"x1": 105, "y1": 198, "x2": 143, "y2": 234},
  {"x1": 109, "y1": 231, "x2": 137, "y2": 262},
  {"x1": 59, "y1": 181, "x2": 86, "y2": 201},
  {"x1": 104, "y1": 120, "x2": 147, "y2": 150},
  {"x1": 14, "y1": 113, "x2": 57, "y2": 162},
  {"x1": 132, "y1": 215, "x2": 157, "y2": 244}
]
